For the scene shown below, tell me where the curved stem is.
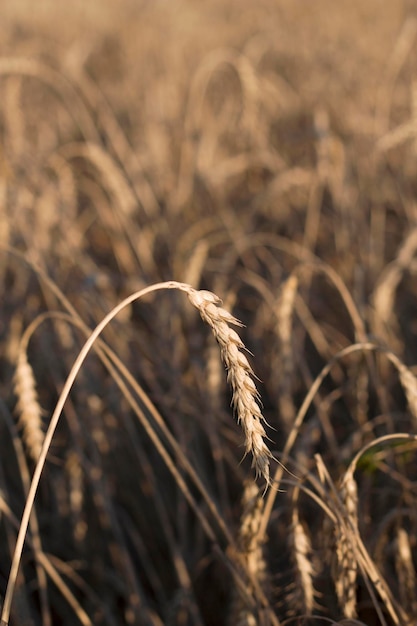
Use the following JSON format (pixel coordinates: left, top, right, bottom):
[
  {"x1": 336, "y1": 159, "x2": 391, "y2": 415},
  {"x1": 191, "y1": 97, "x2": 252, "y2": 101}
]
[{"x1": 1, "y1": 280, "x2": 182, "y2": 625}]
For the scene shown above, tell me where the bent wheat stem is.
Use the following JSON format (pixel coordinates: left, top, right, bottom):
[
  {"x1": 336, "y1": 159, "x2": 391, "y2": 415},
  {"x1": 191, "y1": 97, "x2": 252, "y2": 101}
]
[{"x1": 1, "y1": 281, "x2": 270, "y2": 626}]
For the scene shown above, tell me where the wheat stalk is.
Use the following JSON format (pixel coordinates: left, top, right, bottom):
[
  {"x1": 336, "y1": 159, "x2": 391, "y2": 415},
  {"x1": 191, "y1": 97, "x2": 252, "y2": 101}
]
[{"x1": 1, "y1": 281, "x2": 271, "y2": 626}]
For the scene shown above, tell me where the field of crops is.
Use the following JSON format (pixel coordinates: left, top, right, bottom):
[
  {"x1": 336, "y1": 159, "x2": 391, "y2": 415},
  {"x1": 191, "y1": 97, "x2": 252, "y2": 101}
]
[{"x1": 1, "y1": 1, "x2": 417, "y2": 624}]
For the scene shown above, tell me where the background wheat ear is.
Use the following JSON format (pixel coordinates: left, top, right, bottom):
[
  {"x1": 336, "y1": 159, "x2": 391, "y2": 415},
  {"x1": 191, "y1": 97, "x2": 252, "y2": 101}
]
[
  {"x1": 228, "y1": 480, "x2": 271, "y2": 626},
  {"x1": 183, "y1": 286, "x2": 272, "y2": 485},
  {"x1": 334, "y1": 472, "x2": 359, "y2": 620},
  {"x1": 14, "y1": 348, "x2": 45, "y2": 464}
]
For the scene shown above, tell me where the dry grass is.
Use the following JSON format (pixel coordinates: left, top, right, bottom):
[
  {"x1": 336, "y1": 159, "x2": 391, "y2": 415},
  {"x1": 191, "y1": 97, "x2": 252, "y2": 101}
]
[{"x1": 2, "y1": 1, "x2": 417, "y2": 624}]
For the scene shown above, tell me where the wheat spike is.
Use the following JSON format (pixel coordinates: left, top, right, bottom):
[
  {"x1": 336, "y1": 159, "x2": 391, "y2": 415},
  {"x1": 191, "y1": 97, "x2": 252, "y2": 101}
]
[
  {"x1": 14, "y1": 349, "x2": 44, "y2": 463},
  {"x1": 290, "y1": 516, "x2": 315, "y2": 616},
  {"x1": 184, "y1": 287, "x2": 271, "y2": 484},
  {"x1": 395, "y1": 527, "x2": 417, "y2": 617},
  {"x1": 228, "y1": 481, "x2": 269, "y2": 626},
  {"x1": 66, "y1": 451, "x2": 86, "y2": 544},
  {"x1": 275, "y1": 273, "x2": 298, "y2": 431},
  {"x1": 386, "y1": 351, "x2": 417, "y2": 427},
  {"x1": 334, "y1": 474, "x2": 358, "y2": 619},
  {"x1": 397, "y1": 362, "x2": 417, "y2": 426}
]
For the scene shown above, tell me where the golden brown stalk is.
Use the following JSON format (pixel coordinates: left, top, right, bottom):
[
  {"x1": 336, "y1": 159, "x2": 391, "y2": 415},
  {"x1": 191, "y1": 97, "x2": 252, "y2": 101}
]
[{"x1": 185, "y1": 287, "x2": 271, "y2": 484}]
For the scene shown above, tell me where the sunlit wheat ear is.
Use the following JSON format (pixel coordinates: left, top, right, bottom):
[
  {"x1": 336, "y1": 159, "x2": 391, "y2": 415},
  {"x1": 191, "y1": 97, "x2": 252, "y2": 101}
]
[
  {"x1": 14, "y1": 349, "x2": 44, "y2": 463},
  {"x1": 184, "y1": 287, "x2": 271, "y2": 484}
]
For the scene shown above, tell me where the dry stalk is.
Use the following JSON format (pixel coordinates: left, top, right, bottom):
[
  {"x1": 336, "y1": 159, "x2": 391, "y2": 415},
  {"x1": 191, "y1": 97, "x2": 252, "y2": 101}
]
[
  {"x1": 352, "y1": 358, "x2": 369, "y2": 428},
  {"x1": 46, "y1": 152, "x2": 78, "y2": 226},
  {"x1": 412, "y1": 80, "x2": 417, "y2": 157},
  {"x1": 375, "y1": 118, "x2": 417, "y2": 153},
  {"x1": 375, "y1": 17, "x2": 417, "y2": 136},
  {"x1": 182, "y1": 240, "x2": 209, "y2": 293},
  {"x1": 4, "y1": 76, "x2": 26, "y2": 162}
]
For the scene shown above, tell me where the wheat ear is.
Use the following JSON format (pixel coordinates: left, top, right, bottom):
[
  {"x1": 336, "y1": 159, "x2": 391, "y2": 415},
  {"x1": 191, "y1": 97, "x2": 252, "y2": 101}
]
[
  {"x1": 289, "y1": 494, "x2": 315, "y2": 616},
  {"x1": 14, "y1": 349, "x2": 44, "y2": 463},
  {"x1": 334, "y1": 473, "x2": 359, "y2": 619},
  {"x1": 395, "y1": 527, "x2": 417, "y2": 617},
  {"x1": 185, "y1": 287, "x2": 271, "y2": 484},
  {"x1": 228, "y1": 481, "x2": 269, "y2": 626}
]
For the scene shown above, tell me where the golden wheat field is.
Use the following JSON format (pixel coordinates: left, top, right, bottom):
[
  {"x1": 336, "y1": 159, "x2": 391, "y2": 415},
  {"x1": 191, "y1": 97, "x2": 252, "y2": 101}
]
[{"x1": 2, "y1": 1, "x2": 417, "y2": 624}]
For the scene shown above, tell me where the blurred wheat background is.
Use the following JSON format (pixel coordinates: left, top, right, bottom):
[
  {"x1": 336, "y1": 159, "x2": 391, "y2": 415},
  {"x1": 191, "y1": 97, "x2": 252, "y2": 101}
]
[{"x1": 1, "y1": 1, "x2": 417, "y2": 624}]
